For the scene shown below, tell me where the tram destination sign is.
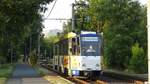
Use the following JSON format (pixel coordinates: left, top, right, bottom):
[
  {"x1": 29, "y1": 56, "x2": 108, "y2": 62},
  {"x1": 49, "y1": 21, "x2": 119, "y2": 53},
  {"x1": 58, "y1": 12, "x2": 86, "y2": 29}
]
[{"x1": 82, "y1": 37, "x2": 98, "y2": 42}]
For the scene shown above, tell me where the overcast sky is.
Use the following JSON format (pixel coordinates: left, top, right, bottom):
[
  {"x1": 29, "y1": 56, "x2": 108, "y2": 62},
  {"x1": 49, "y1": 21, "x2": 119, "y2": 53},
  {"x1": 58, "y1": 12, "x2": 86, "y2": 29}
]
[
  {"x1": 42, "y1": 0, "x2": 147, "y2": 34},
  {"x1": 42, "y1": 0, "x2": 75, "y2": 34}
]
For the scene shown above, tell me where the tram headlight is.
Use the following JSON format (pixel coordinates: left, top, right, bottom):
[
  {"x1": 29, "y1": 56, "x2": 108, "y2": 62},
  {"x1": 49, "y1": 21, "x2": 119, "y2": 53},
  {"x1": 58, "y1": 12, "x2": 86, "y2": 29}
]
[{"x1": 72, "y1": 70, "x2": 79, "y2": 76}]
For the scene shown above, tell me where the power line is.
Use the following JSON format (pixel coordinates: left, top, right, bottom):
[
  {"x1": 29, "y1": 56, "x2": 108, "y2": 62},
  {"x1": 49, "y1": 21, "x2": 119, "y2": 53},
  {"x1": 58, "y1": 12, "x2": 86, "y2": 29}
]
[
  {"x1": 46, "y1": 0, "x2": 58, "y2": 18},
  {"x1": 43, "y1": 18, "x2": 81, "y2": 21},
  {"x1": 44, "y1": 18, "x2": 71, "y2": 20}
]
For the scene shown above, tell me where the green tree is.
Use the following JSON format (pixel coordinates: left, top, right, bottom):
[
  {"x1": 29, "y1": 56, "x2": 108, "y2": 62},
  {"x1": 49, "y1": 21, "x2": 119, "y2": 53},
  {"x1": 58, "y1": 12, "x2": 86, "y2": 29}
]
[
  {"x1": 71, "y1": 0, "x2": 147, "y2": 72},
  {"x1": 129, "y1": 43, "x2": 147, "y2": 73},
  {"x1": 63, "y1": 21, "x2": 72, "y2": 34},
  {"x1": 102, "y1": 0, "x2": 147, "y2": 70},
  {"x1": 29, "y1": 49, "x2": 38, "y2": 66},
  {"x1": 0, "y1": 0, "x2": 53, "y2": 63},
  {"x1": 40, "y1": 35, "x2": 59, "y2": 59}
]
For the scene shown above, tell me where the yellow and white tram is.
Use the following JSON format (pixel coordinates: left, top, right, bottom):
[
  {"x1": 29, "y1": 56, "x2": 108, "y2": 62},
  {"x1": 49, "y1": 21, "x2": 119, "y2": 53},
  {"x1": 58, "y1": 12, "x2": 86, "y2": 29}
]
[{"x1": 52, "y1": 31, "x2": 102, "y2": 78}]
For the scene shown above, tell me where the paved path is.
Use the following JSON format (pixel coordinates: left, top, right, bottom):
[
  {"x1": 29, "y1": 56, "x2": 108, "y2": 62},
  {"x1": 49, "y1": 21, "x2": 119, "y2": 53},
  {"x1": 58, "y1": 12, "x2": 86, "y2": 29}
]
[
  {"x1": 6, "y1": 64, "x2": 50, "y2": 84},
  {"x1": 12, "y1": 64, "x2": 38, "y2": 78}
]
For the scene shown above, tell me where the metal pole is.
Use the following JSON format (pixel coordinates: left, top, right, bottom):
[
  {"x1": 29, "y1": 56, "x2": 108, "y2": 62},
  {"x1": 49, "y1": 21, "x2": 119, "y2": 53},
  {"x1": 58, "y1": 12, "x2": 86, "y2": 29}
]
[
  {"x1": 72, "y1": 3, "x2": 75, "y2": 31},
  {"x1": 147, "y1": 0, "x2": 150, "y2": 83}
]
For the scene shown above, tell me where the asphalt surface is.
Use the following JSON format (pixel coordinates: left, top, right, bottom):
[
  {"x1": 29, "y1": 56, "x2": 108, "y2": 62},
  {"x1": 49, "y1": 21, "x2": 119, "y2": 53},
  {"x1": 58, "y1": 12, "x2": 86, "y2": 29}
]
[
  {"x1": 6, "y1": 64, "x2": 49, "y2": 84},
  {"x1": 11, "y1": 64, "x2": 39, "y2": 78}
]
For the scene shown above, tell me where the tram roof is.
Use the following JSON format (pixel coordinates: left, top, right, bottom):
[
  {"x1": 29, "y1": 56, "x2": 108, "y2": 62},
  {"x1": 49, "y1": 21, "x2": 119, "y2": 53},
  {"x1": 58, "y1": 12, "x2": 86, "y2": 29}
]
[
  {"x1": 64, "y1": 32, "x2": 76, "y2": 39},
  {"x1": 80, "y1": 34, "x2": 98, "y2": 37}
]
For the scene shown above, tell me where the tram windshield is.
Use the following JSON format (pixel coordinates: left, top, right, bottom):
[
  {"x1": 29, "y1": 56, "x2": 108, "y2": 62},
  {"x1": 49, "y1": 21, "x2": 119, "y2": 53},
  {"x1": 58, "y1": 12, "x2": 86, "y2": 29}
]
[{"x1": 81, "y1": 36, "x2": 100, "y2": 56}]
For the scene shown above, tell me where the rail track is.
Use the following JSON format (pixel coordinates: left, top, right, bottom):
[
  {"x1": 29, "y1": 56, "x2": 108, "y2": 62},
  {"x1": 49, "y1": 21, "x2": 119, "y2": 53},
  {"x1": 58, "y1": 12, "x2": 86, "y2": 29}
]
[
  {"x1": 70, "y1": 75, "x2": 134, "y2": 84},
  {"x1": 41, "y1": 64, "x2": 146, "y2": 84},
  {"x1": 73, "y1": 73, "x2": 146, "y2": 84}
]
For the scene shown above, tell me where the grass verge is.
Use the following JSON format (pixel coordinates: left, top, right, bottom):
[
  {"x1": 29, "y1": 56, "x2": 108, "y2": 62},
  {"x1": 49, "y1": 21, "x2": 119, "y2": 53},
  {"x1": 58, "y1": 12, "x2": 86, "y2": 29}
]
[
  {"x1": 0, "y1": 64, "x2": 15, "y2": 84},
  {"x1": 0, "y1": 78, "x2": 7, "y2": 84},
  {"x1": 34, "y1": 66, "x2": 49, "y2": 76}
]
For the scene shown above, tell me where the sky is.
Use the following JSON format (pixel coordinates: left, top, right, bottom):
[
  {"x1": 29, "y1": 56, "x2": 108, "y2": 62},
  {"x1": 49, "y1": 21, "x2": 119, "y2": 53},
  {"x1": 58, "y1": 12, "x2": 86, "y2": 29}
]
[
  {"x1": 42, "y1": 0, "x2": 147, "y2": 34},
  {"x1": 139, "y1": 0, "x2": 147, "y2": 4},
  {"x1": 42, "y1": 0, "x2": 75, "y2": 34}
]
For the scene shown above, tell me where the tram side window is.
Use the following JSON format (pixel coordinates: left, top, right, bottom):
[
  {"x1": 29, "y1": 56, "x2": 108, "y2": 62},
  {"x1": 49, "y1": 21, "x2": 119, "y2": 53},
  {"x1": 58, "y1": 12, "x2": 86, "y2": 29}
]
[
  {"x1": 59, "y1": 45, "x2": 60, "y2": 55},
  {"x1": 54, "y1": 45, "x2": 57, "y2": 55},
  {"x1": 71, "y1": 37, "x2": 80, "y2": 55},
  {"x1": 77, "y1": 37, "x2": 80, "y2": 55},
  {"x1": 57, "y1": 45, "x2": 60, "y2": 56},
  {"x1": 53, "y1": 45, "x2": 55, "y2": 56},
  {"x1": 71, "y1": 38, "x2": 76, "y2": 55},
  {"x1": 60, "y1": 44, "x2": 63, "y2": 55},
  {"x1": 56, "y1": 45, "x2": 59, "y2": 56},
  {"x1": 55, "y1": 45, "x2": 57, "y2": 55},
  {"x1": 60, "y1": 44, "x2": 62, "y2": 55},
  {"x1": 63, "y1": 41, "x2": 68, "y2": 55},
  {"x1": 64, "y1": 40, "x2": 68, "y2": 55}
]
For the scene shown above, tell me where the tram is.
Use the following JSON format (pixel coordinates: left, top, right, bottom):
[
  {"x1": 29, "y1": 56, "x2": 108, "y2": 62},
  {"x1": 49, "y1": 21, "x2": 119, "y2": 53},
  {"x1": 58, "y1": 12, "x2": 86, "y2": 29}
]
[{"x1": 52, "y1": 31, "x2": 102, "y2": 78}]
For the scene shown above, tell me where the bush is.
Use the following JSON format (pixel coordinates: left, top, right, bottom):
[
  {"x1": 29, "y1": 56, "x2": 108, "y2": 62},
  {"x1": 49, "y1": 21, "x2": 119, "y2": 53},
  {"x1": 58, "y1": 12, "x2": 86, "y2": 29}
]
[
  {"x1": 0, "y1": 56, "x2": 6, "y2": 65},
  {"x1": 129, "y1": 43, "x2": 147, "y2": 73},
  {"x1": 104, "y1": 35, "x2": 132, "y2": 70},
  {"x1": 29, "y1": 50, "x2": 38, "y2": 66},
  {"x1": 0, "y1": 64, "x2": 14, "y2": 78}
]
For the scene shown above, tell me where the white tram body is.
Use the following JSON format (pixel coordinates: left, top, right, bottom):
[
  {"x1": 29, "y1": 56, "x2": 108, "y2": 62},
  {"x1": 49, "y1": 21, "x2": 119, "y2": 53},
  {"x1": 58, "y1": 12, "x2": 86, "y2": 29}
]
[{"x1": 52, "y1": 31, "x2": 102, "y2": 78}]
